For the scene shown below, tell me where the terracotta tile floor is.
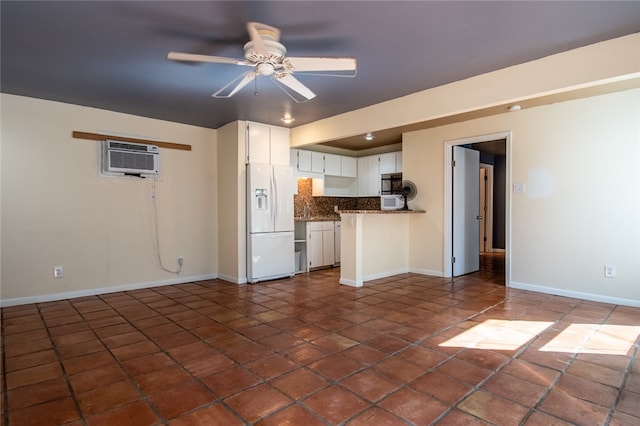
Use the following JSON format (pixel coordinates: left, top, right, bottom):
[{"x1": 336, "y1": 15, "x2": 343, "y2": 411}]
[{"x1": 2, "y1": 257, "x2": 640, "y2": 425}]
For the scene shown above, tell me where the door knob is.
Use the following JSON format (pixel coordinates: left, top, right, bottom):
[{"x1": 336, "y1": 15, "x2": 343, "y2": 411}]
[{"x1": 476, "y1": 215, "x2": 483, "y2": 220}]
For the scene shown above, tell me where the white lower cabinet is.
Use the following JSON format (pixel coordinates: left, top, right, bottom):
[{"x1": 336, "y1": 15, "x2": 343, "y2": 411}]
[{"x1": 308, "y1": 221, "x2": 335, "y2": 269}]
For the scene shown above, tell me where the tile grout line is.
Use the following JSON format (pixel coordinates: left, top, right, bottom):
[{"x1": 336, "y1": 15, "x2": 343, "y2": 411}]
[
  {"x1": 603, "y1": 319, "x2": 639, "y2": 425},
  {"x1": 35, "y1": 302, "x2": 88, "y2": 426},
  {"x1": 519, "y1": 302, "x2": 620, "y2": 425},
  {"x1": 79, "y1": 294, "x2": 171, "y2": 425},
  {"x1": 110, "y1": 284, "x2": 281, "y2": 424},
  {"x1": 1, "y1": 309, "x2": 9, "y2": 426},
  {"x1": 95, "y1": 287, "x2": 222, "y2": 424}
]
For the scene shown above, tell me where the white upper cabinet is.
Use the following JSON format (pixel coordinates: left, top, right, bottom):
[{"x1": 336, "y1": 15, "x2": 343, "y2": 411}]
[
  {"x1": 297, "y1": 149, "x2": 312, "y2": 172},
  {"x1": 379, "y1": 152, "x2": 396, "y2": 174},
  {"x1": 395, "y1": 151, "x2": 403, "y2": 173},
  {"x1": 247, "y1": 122, "x2": 270, "y2": 164},
  {"x1": 269, "y1": 126, "x2": 291, "y2": 166},
  {"x1": 357, "y1": 155, "x2": 380, "y2": 196},
  {"x1": 341, "y1": 156, "x2": 357, "y2": 178},
  {"x1": 311, "y1": 152, "x2": 325, "y2": 173},
  {"x1": 324, "y1": 154, "x2": 341, "y2": 176},
  {"x1": 246, "y1": 122, "x2": 290, "y2": 165}
]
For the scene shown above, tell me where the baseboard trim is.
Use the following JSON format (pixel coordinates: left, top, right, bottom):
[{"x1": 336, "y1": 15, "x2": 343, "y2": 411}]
[
  {"x1": 409, "y1": 267, "x2": 445, "y2": 278},
  {"x1": 217, "y1": 274, "x2": 248, "y2": 285},
  {"x1": 339, "y1": 278, "x2": 362, "y2": 287},
  {"x1": 364, "y1": 268, "x2": 410, "y2": 282},
  {"x1": 0, "y1": 274, "x2": 219, "y2": 307},
  {"x1": 509, "y1": 281, "x2": 640, "y2": 308}
]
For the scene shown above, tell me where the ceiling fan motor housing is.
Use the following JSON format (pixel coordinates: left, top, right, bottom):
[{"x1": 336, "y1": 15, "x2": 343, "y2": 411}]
[{"x1": 244, "y1": 40, "x2": 287, "y2": 72}]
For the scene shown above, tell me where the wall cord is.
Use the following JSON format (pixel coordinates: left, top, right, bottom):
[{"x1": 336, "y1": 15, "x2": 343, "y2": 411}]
[{"x1": 151, "y1": 178, "x2": 182, "y2": 275}]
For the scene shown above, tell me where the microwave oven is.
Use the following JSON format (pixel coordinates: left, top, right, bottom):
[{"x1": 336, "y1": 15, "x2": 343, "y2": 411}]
[{"x1": 381, "y1": 194, "x2": 405, "y2": 210}]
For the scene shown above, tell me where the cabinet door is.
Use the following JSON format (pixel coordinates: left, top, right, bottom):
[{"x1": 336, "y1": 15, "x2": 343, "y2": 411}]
[
  {"x1": 311, "y1": 152, "x2": 325, "y2": 173},
  {"x1": 290, "y1": 149, "x2": 299, "y2": 169},
  {"x1": 298, "y1": 150, "x2": 312, "y2": 172},
  {"x1": 379, "y1": 153, "x2": 396, "y2": 174},
  {"x1": 341, "y1": 156, "x2": 357, "y2": 177},
  {"x1": 247, "y1": 122, "x2": 270, "y2": 164},
  {"x1": 357, "y1": 157, "x2": 368, "y2": 196},
  {"x1": 366, "y1": 156, "x2": 381, "y2": 196},
  {"x1": 324, "y1": 154, "x2": 341, "y2": 176},
  {"x1": 270, "y1": 126, "x2": 290, "y2": 166},
  {"x1": 308, "y1": 229, "x2": 324, "y2": 268},
  {"x1": 395, "y1": 151, "x2": 403, "y2": 173},
  {"x1": 322, "y1": 227, "x2": 335, "y2": 266}
]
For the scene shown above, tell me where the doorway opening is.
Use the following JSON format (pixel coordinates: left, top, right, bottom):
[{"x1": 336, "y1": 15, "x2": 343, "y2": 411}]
[{"x1": 444, "y1": 132, "x2": 510, "y2": 286}]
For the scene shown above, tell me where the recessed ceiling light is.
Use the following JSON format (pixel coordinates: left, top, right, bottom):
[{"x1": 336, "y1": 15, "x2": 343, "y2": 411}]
[
  {"x1": 280, "y1": 115, "x2": 295, "y2": 125},
  {"x1": 364, "y1": 132, "x2": 374, "y2": 141},
  {"x1": 508, "y1": 104, "x2": 522, "y2": 112}
]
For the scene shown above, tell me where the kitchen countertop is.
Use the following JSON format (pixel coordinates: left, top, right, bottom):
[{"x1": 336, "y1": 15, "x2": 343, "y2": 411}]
[
  {"x1": 294, "y1": 215, "x2": 341, "y2": 222},
  {"x1": 339, "y1": 209, "x2": 426, "y2": 214}
]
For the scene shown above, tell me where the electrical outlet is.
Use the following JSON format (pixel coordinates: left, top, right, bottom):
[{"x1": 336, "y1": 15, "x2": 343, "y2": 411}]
[
  {"x1": 178, "y1": 256, "x2": 184, "y2": 267},
  {"x1": 604, "y1": 264, "x2": 616, "y2": 278},
  {"x1": 54, "y1": 266, "x2": 64, "y2": 278}
]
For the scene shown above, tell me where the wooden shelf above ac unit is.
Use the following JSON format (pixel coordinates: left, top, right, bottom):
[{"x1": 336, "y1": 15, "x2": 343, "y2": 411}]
[{"x1": 72, "y1": 131, "x2": 192, "y2": 151}]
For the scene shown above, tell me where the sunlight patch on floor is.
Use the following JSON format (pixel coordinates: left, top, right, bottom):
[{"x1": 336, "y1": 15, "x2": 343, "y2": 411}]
[
  {"x1": 440, "y1": 319, "x2": 640, "y2": 355},
  {"x1": 540, "y1": 324, "x2": 640, "y2": 355},
  {"x1": 439, "y1": 319, "x2": 554, "y2": 351}
]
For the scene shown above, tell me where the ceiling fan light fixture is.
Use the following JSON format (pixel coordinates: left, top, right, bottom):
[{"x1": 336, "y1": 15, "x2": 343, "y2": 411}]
[
  {"x1": 168, "y1": 21, "x2": 356, "y2": 102},
  {"x1": 364, "y1": 132, "x2": 374, "y2": 141}
]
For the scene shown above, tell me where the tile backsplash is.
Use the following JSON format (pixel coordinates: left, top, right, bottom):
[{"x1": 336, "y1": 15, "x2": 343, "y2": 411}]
[{"x1": 293, "y1": 178, "x2": 380, "y2": 218}]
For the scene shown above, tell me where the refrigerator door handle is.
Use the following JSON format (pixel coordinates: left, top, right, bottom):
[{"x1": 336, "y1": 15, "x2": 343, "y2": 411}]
[{"x1": 272, "y1": 169, "x2": 277, "y2": 227}]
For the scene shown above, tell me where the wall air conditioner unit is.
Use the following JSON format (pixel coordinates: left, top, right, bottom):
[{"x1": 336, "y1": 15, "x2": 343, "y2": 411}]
[{"x1": 102, "y1": 140, "x2": 160, "y2": 176}]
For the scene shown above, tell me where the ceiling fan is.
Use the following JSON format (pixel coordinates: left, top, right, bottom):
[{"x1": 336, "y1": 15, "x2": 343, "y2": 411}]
[{"x1": 168, "y1": 22, "x2": 357, "y2": 102}]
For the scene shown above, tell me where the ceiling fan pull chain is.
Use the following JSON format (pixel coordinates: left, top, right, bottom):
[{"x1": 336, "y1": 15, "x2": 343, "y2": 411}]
[{"x1": 254, "y1": 74, "x2": 259, "y2": 96}]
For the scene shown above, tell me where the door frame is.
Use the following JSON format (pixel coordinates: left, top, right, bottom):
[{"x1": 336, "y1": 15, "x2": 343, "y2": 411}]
[
  {"x1": 443, "y1": 131, "x2": 512, "y2": 285},
  {"x1": 479, "y1": 163, "x2": 494, "y2": 253}
]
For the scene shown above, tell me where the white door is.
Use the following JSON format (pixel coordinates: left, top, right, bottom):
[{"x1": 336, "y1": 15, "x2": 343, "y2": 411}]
[
  {"x1": 366, "y1": 156, "x2": 380, "y2": 196},
  {"x1": 322, "y1": 225, "x2": 335, "y2": 267},
  {"x1": 309, "y1": 229, "x2": 324, "y2": 268},
  {"x1": 248, "y1": 163, "x2": 273, "y2": 233},
  {"x1": 311, "y1": 152, "x2": 325, "y2": 173},
  {"x1": 334, "y1": 221, "x2": 341, "y2": 264},
  {"x1": 479, "y1": 167, "x2": 487, "y2": 253},
  {"x1": 270, "y1": 126, "x2": 290, "y2": 166},
  {"x1": 378, "y1": 152, "x2": 396, "y2": 174},
  {"x1": 341, "y1": 156, "x2": 357, "y2": 178},
  {"x1": 248, "y1": 232, "x2": 295, "y2": 282},
  {"x1": 298, "y1": 150, "x2": 312, "y2": 172},
  {"x1": 453, "y1": 146, "x2": 480, "y2": 276},
  {"x1": 272, "y1": 165, "x2": 294, "y2": 232},
  {"x1": 247, "y1": 122, "x2": 271, "y2": 164}
]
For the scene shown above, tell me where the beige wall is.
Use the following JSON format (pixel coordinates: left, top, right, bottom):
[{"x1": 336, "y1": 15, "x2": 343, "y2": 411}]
[
  {"x1": 216, "y1": 121, "x2": 247, "y2": 283},
  {"x1": 1, "y1": 94, "x2": 218, "y2": 304},
  {"x1": 403, "y1": 89, "x2": 640, "y2": 305}
]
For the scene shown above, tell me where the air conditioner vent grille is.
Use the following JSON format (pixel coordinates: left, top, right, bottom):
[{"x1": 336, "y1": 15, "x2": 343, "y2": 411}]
[{"x1": 102, "y1": 140, "x2": 160, "y2": 175}]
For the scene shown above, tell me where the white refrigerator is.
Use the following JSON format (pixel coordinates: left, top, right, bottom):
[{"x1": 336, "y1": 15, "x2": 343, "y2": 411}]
[{"x1": 247, "y1": 163, "x2": 295, "y2": 283}]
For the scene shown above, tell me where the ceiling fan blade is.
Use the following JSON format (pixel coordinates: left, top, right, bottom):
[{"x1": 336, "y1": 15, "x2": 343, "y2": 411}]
[
  {"x1": 285, "y1": 57, "x2": 357, "y2": 77},
  {"x1": 213, "y1": 71, "x2": 256, "y2": 98},
  {"x1": 246, "y1": 21, "x2": 281, "y2": 57},
  {"x1": 274, "y1": 73, "x2": 316, "y2": 102},
  {"x1": 168, "y1": 51, "x2": 250, "y2": 66}
]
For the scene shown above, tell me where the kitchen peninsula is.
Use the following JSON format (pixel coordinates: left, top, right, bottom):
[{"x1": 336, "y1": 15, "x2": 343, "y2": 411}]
[{"x1": 339, "y1": 209, "x2": 425, "y2": 287}]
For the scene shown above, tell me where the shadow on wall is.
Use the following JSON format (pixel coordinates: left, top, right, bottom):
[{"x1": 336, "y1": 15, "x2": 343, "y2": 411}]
[{"x1": 294, "y1": 178, "x2": 380, "y2": 217}]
